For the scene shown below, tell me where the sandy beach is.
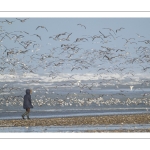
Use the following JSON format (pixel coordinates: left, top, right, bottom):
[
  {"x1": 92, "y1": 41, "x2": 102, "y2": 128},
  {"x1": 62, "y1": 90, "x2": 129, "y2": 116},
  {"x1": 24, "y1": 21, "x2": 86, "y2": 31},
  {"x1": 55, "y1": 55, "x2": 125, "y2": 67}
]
[{"x1": 1, "y1": 113, "x2": 150, "y2": 132}]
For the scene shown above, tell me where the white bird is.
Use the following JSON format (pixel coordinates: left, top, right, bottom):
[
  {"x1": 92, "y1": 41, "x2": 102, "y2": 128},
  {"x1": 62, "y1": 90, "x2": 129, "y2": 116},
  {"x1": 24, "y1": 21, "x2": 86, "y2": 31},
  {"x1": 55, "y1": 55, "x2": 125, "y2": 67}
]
[
  {"x1": 77, "y1": 80, "x2": 81, "y2": 86},
  {"x1": 130, "y1": 86, "x2": 134, "y2": 91}
]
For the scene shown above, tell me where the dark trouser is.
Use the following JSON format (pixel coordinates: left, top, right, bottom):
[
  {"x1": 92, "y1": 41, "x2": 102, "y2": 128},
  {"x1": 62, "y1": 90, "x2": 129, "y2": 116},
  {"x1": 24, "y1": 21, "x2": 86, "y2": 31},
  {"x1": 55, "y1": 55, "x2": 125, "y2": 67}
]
[{"x1": 26, "y1": 108, "x2": 30, "y2": 113}]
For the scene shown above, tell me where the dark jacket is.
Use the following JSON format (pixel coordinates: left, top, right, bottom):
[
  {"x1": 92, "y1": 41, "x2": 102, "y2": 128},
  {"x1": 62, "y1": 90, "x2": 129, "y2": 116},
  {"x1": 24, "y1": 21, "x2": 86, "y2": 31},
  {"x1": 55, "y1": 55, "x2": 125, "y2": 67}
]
[{"x1": 23, "y1": 89, "x2": 33, "y2": 109}]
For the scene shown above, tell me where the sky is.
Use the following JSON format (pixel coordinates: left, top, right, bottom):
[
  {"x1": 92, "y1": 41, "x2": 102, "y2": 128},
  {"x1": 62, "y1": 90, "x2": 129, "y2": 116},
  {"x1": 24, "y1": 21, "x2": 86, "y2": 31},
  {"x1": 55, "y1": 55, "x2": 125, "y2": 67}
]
[{"x1": 0, "y1": 17, "x2": 150, "y2": 81}]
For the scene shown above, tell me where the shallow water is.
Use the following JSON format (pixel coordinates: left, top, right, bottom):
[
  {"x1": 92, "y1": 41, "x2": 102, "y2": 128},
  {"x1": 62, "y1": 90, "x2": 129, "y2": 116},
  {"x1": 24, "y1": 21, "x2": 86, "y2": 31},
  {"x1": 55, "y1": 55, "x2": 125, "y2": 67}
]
[
  {"x1": 0, "y1": 124, "x2": 150, "y2": 132},
  {"x1": 1, "y1": 108, "x2": 150, "y2": 120}
]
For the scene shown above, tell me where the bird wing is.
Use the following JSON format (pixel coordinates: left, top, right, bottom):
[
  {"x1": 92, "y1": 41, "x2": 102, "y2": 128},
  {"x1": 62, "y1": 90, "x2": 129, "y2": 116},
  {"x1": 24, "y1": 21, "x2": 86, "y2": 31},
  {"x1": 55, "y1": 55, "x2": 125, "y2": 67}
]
[
  {"x1": 36, "y1": 26, "x2": 40, "y2": 30},
  {"x1": 44, "y1": 27, "x2": 48, "y2": 32},
  {"x1": 80, "y1": 24, "x2": 86, "y2": 29}
]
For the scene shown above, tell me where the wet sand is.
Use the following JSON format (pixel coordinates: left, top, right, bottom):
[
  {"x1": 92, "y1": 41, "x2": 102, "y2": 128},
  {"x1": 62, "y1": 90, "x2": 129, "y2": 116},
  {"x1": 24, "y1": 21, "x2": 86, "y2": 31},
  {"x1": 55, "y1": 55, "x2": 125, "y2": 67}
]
[
  {"x1": 1, "y1": 113, "x2": 150, "y2": 132},
  {"x1": 85, "y1": 129, "x2": 150, "y2": 132}
]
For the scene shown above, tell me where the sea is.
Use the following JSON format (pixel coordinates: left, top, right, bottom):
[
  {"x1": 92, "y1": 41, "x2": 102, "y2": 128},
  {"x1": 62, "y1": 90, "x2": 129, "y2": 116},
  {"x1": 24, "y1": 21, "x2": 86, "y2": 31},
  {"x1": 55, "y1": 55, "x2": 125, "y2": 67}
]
[{"x1": 0, "y1": 78, "x2": 150, "y2": 120}]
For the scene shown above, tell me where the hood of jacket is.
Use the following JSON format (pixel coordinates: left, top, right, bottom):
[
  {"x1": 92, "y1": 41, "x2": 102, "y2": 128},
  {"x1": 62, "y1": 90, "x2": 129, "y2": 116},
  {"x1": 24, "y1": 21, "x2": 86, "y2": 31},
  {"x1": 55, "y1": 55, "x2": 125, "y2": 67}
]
[{"x1": 26, "y1": 89, "x2": 31, "y2": 95}]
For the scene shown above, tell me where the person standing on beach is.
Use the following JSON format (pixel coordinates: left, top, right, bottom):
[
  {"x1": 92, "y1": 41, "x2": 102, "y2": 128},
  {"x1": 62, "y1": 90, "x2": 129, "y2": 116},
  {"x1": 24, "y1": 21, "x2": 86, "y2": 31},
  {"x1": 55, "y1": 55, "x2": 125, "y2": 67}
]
[{"x1": 22, "y1": 89, "x2": 33, "y2": 119}]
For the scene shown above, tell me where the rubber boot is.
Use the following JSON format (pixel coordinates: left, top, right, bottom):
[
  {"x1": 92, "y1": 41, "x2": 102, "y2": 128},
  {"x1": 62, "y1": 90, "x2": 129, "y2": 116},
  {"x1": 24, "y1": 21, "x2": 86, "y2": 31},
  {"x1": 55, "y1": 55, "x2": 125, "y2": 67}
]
[
  {"x1": 22, "y1": 111, "x2": 28, "y2": 119},
  {"x1": 27, "y1": 112, "x2": 30, "y2": 119}
]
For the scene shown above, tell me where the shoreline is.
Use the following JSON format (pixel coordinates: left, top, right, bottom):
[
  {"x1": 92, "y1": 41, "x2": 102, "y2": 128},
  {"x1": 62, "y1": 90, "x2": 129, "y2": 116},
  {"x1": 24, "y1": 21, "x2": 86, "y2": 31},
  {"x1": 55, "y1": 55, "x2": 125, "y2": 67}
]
[
  {"x1": 1, "y1": 113, "x2": 150, "y2": 132},
  {"x1": 1, "y1": 113, "x2": 150, "y2": 127}
]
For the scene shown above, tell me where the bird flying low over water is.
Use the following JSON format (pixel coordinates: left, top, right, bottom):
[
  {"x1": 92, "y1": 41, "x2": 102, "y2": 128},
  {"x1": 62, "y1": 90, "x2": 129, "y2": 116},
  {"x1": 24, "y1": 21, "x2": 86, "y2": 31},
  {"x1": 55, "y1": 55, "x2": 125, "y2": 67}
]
[
  {"x1": 74, "y1": 38, "x2": 88, "y2": 43},
  {"x1": 36, "y1": 26, "x2": 48, "y2": 32},
  {"x1": 130, "y1": 86, "x2": 134, "y2": 91}
]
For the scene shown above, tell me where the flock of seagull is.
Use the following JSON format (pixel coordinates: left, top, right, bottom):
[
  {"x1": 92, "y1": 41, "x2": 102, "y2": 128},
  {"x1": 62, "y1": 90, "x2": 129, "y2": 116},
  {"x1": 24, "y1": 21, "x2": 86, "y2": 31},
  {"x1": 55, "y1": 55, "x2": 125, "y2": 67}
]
[{"x1": 0, "y1": 18, "x2": 150, "y2": 108}]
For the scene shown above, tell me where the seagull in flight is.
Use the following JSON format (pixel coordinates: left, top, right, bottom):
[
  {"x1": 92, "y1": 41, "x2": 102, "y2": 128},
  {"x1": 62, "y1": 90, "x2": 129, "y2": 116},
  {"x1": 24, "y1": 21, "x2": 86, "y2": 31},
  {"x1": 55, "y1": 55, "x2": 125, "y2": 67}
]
[
  {"x1": 16, "y1": 18, "x2": 29, "y2": 22},
  {"x1": 36, "y1": 26, "x2": 48, "y2": 32},
  {"x1": 32, "y1": 34, "x2": 42, "y2": 40},
  {"x1": 136, "y1": 33, "x2": 145, "y2": 38},
  {"x1": 77, "y1": 24, "x2": 86, "y2": 29},
  {"x1": 5, "y1": 20, "x2": 15, "y2": 24},
  {"x1": 74, "y1": 38, "x2": 88, "y2": 43},
  {"x1": 130, "y1": 86, "x2": 134, "y2": 91},
  {"x1": 116, "y1": 27, "x2": 125, "y2": 33}
]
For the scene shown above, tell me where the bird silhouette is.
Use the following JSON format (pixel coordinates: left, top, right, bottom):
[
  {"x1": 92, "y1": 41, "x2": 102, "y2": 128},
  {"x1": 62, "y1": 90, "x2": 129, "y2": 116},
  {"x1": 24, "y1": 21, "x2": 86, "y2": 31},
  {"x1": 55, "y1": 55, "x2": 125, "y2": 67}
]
[
  {"x1": 16, "y1": 18, "x2": 29, "y2": 22},
  {"x1": 77, "y1": 24, "x2": 86, "y2": 29},
  {"x1": 32, "y1": 34, "x2": 42, "y2": 40},
  {"x1": 116, "y1": 27, "x2": 125, "y2": 33},
  {"x1": 36, "y1": 26, "x2": 48, "y2": 32}
]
